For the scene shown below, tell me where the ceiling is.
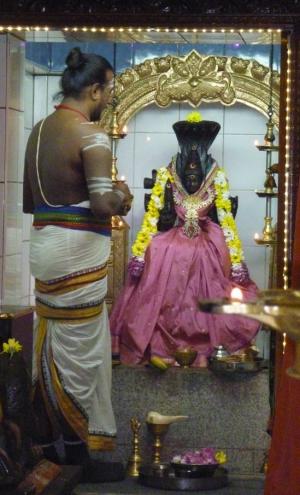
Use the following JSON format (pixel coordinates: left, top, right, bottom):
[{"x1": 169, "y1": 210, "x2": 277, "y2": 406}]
[{"x1": 26, "y1": 29, "x2": 281, "y2": 45}]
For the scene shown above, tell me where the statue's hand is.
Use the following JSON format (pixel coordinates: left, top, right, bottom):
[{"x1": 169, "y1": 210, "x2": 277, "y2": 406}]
[
  {"x1": 117, "y1": 194, "x2": 134, "y2": 216},
  {"x1": 114, "y1": 182, "x2": 133, "y2": 216}
]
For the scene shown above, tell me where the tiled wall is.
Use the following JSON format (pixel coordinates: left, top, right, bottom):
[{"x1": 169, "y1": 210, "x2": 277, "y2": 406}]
[
  {"x1": 23, "y1": 70, "x2": 35, "y2": 306},
  {"x1": 0, "y1": 33, "x2": 30, "y2": 306}
]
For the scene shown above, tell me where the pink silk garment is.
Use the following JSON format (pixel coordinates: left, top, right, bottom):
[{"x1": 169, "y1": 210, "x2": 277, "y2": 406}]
[{"x1": 110, "y1": 165, "x2": 260, "y2": 366}]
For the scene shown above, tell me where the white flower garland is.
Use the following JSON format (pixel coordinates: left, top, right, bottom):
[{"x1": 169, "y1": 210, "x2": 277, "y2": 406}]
[{"x1": 214, "y1": 168, "x2": 245, "y2": 269}]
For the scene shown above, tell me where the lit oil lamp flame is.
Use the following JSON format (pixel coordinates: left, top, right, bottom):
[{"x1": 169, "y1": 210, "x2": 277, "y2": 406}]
[{"x1": 230, "y1": 287, "x2": 243, "y2": 301}]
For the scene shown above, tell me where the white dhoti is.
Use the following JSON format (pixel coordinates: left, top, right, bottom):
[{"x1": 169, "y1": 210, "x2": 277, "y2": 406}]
[{"x1": 30, "y1": 223, "x2": 116, "y2": 451}]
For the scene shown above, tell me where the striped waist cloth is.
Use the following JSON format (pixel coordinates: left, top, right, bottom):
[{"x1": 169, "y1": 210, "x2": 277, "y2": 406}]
[{"x1": 33, "y1": 205, "x2": 112, "y2": 236}]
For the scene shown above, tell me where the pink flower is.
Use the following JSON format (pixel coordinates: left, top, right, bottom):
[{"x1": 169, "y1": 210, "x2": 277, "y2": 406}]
[{"x1": 172, "y1": 448, "x2": 219, "y2": 465}]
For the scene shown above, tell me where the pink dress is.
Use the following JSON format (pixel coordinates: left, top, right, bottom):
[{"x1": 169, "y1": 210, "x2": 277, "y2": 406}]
[{"x1": 110, "y1": 164, "x2": 259, "y2": 366}]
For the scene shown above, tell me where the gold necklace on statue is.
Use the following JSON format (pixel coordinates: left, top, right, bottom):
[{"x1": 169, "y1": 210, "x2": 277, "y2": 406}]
[
  {"x1": 173, "y1": 187, "x2": 215, "y2": 238},
  {"x1": 171, "y1": 156, "x2": 216, "y2": 238}
]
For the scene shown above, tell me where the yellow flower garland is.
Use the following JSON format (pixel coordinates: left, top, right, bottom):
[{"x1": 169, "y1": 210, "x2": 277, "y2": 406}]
[
  {"x1": 214, "y1": 168, "x2": 244, "y2": 267},
  {"x1": 131, "y1": 165, "x2": 244, "y2": 273},
  {"x1": 131, "y1": 167, "x2": 174, "y2": 258}
]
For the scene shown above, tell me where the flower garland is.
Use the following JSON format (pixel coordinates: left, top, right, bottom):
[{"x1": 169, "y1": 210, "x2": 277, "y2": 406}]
[
  {"x1": 129, "y1": 164, "x2": 249, "y2": 285},
  {"x1": 214, "y1": 168, "x2": 249, "y2": 284},
  {"x1": 128, "y1": 167, "x2": 174, "y2": 277}
]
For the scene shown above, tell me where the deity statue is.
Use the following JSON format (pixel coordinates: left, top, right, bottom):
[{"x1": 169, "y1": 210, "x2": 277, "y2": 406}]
[{"x1": 110, "y1": 113, "x2": 260, "y2": 366}]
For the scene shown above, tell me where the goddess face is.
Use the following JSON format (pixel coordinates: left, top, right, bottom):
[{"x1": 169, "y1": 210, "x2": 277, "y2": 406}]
[{"x1": 182, "y1": 173, "x2": 203, "y2": 194}]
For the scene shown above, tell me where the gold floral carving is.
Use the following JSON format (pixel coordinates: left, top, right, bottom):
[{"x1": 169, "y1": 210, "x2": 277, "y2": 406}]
[
  {"x1": 100, "y1": 50, "x2": 280, "y2": 131},
  {"x1": 156, "y1": 52, "x2": 236, "y2": 107}
]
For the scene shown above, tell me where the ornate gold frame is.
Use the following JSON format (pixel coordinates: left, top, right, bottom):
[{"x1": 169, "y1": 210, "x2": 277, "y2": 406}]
[{"x1": 101, "y1": 50, "x2": 280, "y2": 130}]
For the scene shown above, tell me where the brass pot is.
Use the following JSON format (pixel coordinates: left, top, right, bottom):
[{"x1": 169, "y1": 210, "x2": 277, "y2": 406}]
[{"x1": 174, "y1": 348, "x2": 197, "y2": 368}]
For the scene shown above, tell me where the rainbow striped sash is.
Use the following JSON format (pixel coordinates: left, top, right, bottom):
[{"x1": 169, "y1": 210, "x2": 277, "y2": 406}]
[{"x1": 33, "y1": 205, "x2": 111, "y2": 236}]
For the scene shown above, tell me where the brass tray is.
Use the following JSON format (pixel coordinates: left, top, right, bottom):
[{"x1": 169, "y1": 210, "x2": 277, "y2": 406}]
[
  {"x1": 138, "y1": 464, "x2": 228, "y2": 491},
  {"x1": 209, "y1": 357, "x2": 268, "y2": 374}
]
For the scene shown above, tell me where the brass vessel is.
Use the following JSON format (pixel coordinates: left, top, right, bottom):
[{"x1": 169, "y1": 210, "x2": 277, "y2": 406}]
[
  {"x1": 199, "y1": 289, "x2": 300, "y2": 379},
  {"x1": 174, "y1": 348, "x2": 197, "y2": 368}
]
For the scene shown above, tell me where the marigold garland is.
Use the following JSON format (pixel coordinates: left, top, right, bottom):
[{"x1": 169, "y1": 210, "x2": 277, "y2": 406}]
[
  {"x1": 214, "y1": 168, "x2": 245, "y2": 268},
  {"x1": 129, "y1": 165, "x2": 246, "y2": 279},
  {"x1": 131, "y1": 167, "x2": 174, "y2": 259}
]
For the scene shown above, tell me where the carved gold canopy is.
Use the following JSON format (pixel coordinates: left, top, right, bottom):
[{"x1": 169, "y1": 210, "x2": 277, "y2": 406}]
[{"x1": 100, "y1": 50, "x2": 280, "y2": 130}]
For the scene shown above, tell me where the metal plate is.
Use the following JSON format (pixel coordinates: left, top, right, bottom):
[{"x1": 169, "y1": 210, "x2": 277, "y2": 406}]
[
  {"x1": 209, "y1": 357, "x2": 268, "y2": 374},
  {"x1": 139, "y1": 464, "x2": 228, "y2": 491}
]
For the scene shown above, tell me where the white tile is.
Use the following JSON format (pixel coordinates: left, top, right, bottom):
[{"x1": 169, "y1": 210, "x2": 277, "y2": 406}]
[
  {"x1": 20, "y1": 295, "x2": 31, "y2": 306},
  {"x1": 224, "y1": 103, "x2": 268, "y2": 135},
  {"x1": 243, "y1": 246, "x2": 266, "y2": 290},
  {"x1": 135, "y1": 104, "x2": 180, "y2": 133},
  {"x1": 33, "y1": 76, "x2": 48, "y2": 124},
  {"x1": 47, "y1": 76, "x2": 61, "y2": 115},
  {"x1": 18, "y1": 146, "x2": 26, "y2": 183},
  {"x1": 133, "y1": 132, "x2": 178, "y2": 187},
  {"x1": 22, "y1": 213, "x2": 32, "y2": 241},
  {"x1": 21, "y1": 240, "x2": 30, "y2": 297},
  {"x1": 30, "y1": 275, "x2": 35, "y2": 296},
  {"x1": 8, "y1": 34, "x2": 25, "y2": 111},
  {"x1": 24, "y1": 73, "x2": 34, "y2": 129},
  {"x1": 4, "y1": 182, "x2": 22, "y2": 256},
  {"x1": 223, "y1": 133, "x2": 274, "y2": 190},
  {"x1": 0, "y1": 35, "x2": 7, "y2": 108},
  {"x1": 0, "y1": 184, "x2": 4, "y2": 257},
  {"x1": 233, "y1": 190, "x2": 268, "y2": 246},
  {"x1": 130, "y1": 188, "x2": 146, "y2": 245},
  {"x1": 24, "y1": 127, "x2": 31, "y2": 147},
  {"x1": 17, "y1": 182, "x2": 23, "y2": 245},
  {"x1": 6, "y1": 109, "x2": 24, "y2": 182},
  {"x1": 0, "y1": 109, "x2": 5, "y2": 181},
  {"x1": 115, "y1": 133, "x2": 135, "y2": 187},
  {"x1": 179, "y1": 102, "x2": 224, "y2": 127},
  {"x1": 2, "y1": 253, "x2": 22, "y2": 304}
]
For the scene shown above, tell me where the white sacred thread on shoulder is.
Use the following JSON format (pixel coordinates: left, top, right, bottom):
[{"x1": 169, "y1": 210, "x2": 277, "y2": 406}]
[{"x1": 82, "y1": 132, "x2": 111, "y2": 152}]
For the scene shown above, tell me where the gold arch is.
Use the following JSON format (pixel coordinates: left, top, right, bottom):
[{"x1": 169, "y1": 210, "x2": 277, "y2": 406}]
[{"x1": 100, "y1": 50, "x2": 280, "y2": 130}]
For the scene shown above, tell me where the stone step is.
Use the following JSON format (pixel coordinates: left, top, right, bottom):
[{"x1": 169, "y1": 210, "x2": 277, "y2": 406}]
[
  {"x1": 109, "y1": 366, "x2": 270, "y2": 475},
  {"x1": 73, "y1": 474, "x2": 264, "y2": 495}
]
